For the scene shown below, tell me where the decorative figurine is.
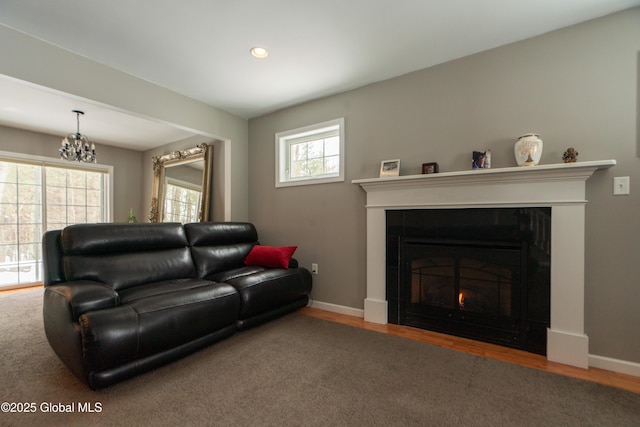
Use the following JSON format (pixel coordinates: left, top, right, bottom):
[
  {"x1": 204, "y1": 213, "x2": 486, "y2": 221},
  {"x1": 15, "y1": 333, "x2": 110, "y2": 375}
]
[{"x1": 562, "y1": 147, "x2": 579, "y2": 163}]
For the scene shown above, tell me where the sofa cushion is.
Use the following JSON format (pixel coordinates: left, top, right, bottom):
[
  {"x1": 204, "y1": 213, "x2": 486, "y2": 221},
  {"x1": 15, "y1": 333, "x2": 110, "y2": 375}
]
[
  {"x1": 61, "y1": 222, "x2": 189, "y2": 255},
  {"x1": 118, "y1": 278, "x2": 223, "y2": 303},
  {"x1": 185, "y1": 222, "x2": 259, "y2": 278},
  {"x1": 190, "y1": 244, "x2": 255, "y2": 279},
  {"x1": 63, "y1": 248, "x2": 195, "y2": 292},
  {"x1": 79, "y1": 282, "x2": 240, "y2": 372},
  {"x1": 184, "y1": 222, "x2": 258, "y2": 246},
  {"x1": 244, "y1": 245, "x2": 297, "y2": 269},
  {"x1": 60, "y1": 223, "x2": 196, "y2": 291},
  {"x1": 226, "y1": 268, "x2": 312, "y2": 320},
  {"x1": 207, "y1": 266, "x2": 266, "y2": 283}
]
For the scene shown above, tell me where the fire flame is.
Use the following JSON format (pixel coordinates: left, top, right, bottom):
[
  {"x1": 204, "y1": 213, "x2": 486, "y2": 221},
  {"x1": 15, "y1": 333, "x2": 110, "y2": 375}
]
[{"x1": 458, "y1": 292, "x2": 465, "y2": 309}]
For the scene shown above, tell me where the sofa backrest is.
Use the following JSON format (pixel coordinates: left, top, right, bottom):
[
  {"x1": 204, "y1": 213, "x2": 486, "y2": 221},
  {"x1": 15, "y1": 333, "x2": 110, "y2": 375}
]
[
  {"x1": 184, "y1": 222, "x2": 258, "y2": 279},
  {"x1": 58, "y1": 223, "x2": 195, "y2": 291}
]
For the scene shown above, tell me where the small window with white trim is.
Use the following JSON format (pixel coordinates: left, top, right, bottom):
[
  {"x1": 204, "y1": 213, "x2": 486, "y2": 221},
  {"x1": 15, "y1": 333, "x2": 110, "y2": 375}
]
[{"x1": 275, "y1": 118, "x2": 344, "y2": 187}]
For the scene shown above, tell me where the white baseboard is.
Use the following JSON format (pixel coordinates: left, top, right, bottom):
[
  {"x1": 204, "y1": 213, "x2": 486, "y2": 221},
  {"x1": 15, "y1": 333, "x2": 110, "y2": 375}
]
[
  {"x1": 308, "y1": 299, "x2": 364, "y2": 318},
  {"x1": 364, "y1": 298, "x2": 388, "y2": 324},
  {"x1": 547, "y1": 328, "x2": 589, "y2": 369},
  {"x1": 589, "y1": 354, "x2": 640, "y2": 377}
]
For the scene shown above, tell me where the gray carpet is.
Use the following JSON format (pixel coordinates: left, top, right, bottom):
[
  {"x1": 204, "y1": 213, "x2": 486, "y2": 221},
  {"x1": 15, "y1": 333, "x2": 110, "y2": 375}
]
[{"x1": 2, "y1": 288, "x2": 640, "y2": 426}]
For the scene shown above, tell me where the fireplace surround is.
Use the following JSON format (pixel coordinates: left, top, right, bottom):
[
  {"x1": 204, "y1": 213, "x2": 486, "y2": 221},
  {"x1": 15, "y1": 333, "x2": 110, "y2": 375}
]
[{"x1": 354, "y1": 160, "x2": 615, "y2": 368}]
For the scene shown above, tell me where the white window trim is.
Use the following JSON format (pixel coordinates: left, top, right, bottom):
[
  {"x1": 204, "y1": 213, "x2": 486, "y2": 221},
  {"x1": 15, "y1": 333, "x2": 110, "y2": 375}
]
[
  {"x1": 275, "y1": 118, "x2": 345, "y2": 188},
  {"x1": 165, "y1": 176, "x2": 203, "y2": 193}
]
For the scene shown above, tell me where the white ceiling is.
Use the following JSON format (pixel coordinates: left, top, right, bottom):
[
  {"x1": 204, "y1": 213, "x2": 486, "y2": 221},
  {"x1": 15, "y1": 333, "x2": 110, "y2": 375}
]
[{"x1": 1, "y1": 0, "x2": 639, "y2": 151}]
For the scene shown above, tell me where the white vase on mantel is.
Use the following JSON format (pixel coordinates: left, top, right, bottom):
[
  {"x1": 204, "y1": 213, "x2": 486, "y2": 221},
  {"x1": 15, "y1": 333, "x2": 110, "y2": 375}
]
[{"x1": 514, "y1": 133, "x2": 543, "y2": 166}]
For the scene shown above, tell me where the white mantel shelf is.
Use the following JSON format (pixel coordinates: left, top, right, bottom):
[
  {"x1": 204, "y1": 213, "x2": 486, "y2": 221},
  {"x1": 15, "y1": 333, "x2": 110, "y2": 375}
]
[
  {"x1": 354, "y1": 159, "x2": 616, "y2": 369},
  {"x1": 353, "y1": 160, "x2": 616, "y2": 187},
  {"x1": 353, "y1": 160, "x2": 616, "y2": 208}
]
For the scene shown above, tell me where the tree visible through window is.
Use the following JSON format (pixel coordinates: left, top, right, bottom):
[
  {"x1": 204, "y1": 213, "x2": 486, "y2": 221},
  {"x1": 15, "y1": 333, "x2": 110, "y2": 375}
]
[
  {"x1": 45, "y1": 167, "x2": 105, "y2": 230},
  {"x1": 163, "y1": 179, "x2": 201, "y2": 223},
  {"x1": 289, "y1": 135, "x2": 340, "y2": 179},
  {"x1": 0, "y1": 158, "x2": 109, "y2": 289},
  {"x1": 276, "y1": 118, "x2": 344, "y2": 187}
]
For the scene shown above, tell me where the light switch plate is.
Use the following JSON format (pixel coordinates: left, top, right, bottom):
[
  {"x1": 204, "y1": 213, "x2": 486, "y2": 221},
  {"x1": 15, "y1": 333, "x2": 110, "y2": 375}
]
[{"x1": 613, "y1": 176, "x2": 630, "y2": 195}]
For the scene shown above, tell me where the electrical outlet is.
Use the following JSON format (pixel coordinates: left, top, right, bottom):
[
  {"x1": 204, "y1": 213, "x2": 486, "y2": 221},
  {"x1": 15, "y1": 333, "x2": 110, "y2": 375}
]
[
  {"x1": 311, "y1": 263, "x2": 318, "y2": 274},
  {"x1": 613, "y1": 176, "x2": 630, "y2": 195}
]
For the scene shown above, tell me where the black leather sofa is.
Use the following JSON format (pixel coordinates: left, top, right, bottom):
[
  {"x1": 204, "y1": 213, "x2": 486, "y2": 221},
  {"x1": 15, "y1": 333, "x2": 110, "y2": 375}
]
[{"x1": 42, "y1": 222, "x2": 312, "y2": 389}]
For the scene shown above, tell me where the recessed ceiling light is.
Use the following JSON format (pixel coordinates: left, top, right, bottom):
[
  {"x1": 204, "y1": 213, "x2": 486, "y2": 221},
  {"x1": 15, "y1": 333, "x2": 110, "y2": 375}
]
[{"x1": 250, "y1": 47, "x2": 269, "y2": 59}]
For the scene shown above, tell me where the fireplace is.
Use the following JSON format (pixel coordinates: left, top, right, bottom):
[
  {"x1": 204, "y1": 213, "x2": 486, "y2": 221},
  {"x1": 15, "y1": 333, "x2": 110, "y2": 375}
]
[
  {"x1": 353, "y1": 160, "x2": 615, "y2": 368},
  {"x1": 386, "y1": 208, "x2": 550, "y2": 354}
]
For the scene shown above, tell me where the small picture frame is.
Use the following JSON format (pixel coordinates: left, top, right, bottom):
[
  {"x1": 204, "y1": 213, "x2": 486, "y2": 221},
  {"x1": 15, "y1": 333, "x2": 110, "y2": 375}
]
[
  {"x1": 422, "y1": 162, "x2": 439, "y2": 174},
  {"x1": 472, "y1": 150, "x2": 491, "y2": 169},
  {"x1": 380, "y1": 159, "x2": 400, "y2": 177}
]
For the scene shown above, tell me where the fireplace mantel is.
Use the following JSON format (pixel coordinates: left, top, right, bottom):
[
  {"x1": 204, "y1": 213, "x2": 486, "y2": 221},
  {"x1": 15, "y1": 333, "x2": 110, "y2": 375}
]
[{"x1": 354, "y1": 160, "x2": 616, "y2": 369}]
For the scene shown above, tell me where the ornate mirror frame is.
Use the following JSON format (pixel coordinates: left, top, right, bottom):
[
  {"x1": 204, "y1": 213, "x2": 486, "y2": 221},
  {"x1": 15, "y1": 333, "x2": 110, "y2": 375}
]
[{"x1": 149, "y1": 143, "x2": 213, "y2": 223}]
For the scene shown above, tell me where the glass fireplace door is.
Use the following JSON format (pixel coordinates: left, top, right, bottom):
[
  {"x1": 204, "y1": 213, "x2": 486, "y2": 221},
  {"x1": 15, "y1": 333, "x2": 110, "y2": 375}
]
[{"x1": 401, "y1": 241, "x2": 524, "y2": 344}]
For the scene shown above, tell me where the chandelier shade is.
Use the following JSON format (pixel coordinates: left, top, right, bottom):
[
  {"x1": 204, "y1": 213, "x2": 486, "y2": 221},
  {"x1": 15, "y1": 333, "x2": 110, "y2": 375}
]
[{"x1": 60, "y1": 110, "x2": 96, "y2": 163}]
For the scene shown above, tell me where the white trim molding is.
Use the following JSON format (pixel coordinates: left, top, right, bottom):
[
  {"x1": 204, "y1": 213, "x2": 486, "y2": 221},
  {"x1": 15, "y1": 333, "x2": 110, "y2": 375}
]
[
  {"x1": 589, "y1": 354, "x2": 640, "y2": 377},
  {"x1": 309, "y1": 300, "x2": 364, "y2": 318}
]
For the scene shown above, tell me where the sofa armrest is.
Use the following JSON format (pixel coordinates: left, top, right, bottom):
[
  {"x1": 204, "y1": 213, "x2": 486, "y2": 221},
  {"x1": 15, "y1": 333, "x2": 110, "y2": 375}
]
[
  {"x1": 44, "y1": 281, "x2": 119, "y2": 321},
  {"x1": 43, "y1": 281, "x2": 119, "y2": 383},
  {"x1": 288, "y1": 258, "x2": 299, "y2": 269}
]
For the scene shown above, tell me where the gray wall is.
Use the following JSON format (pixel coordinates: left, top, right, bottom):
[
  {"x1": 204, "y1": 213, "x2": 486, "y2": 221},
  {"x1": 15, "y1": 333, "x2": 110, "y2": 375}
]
[
  {"x1": 0, "y1": 125, "x2": 144, "y2": 222},
  {"x1": 248, "y1": 8, "x2": 640, "y2": 363}
]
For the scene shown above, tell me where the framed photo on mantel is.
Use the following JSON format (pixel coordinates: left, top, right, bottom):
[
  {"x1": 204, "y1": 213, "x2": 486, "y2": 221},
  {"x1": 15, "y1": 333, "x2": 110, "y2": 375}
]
[
  {"x1": 380, "y1": 159, "x2": 400, "y2": 177},
  {"x1": 422, "y1": 162, "x2": 439, "y2": 174}
]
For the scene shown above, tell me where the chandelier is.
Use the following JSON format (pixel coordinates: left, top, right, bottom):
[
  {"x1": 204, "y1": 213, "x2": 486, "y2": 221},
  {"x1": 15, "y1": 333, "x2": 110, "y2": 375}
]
[{"x1": 60, "y1": 110, "x2": 97, "y2": 163}]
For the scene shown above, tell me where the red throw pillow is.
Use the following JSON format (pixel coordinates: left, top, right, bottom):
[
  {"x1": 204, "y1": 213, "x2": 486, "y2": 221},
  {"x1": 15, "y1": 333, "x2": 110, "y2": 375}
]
[{"x1": 244, "y1": 245, "x2": 297, "y2": 269}]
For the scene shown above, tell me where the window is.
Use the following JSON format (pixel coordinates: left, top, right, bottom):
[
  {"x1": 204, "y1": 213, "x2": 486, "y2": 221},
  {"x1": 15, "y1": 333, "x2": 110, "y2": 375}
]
[
  {"x1": 0, "y1": 153, "x2": 112, "y2": 289},
  {"x1": 163, "y1": 178, "x2": 202, "y2": 223},
  {"x1": 275, "y1": 118, "x2": 344, "y2": 187},
  {"x1": 45, "y1": 166, "x2": 106, "y2": 230}
]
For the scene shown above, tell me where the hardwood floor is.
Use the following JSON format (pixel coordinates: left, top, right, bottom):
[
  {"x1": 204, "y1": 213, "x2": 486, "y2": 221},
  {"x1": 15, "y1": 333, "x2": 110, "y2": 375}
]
[{"x1": 300, "y1": 306, "x2": 640, "y2": 395}]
